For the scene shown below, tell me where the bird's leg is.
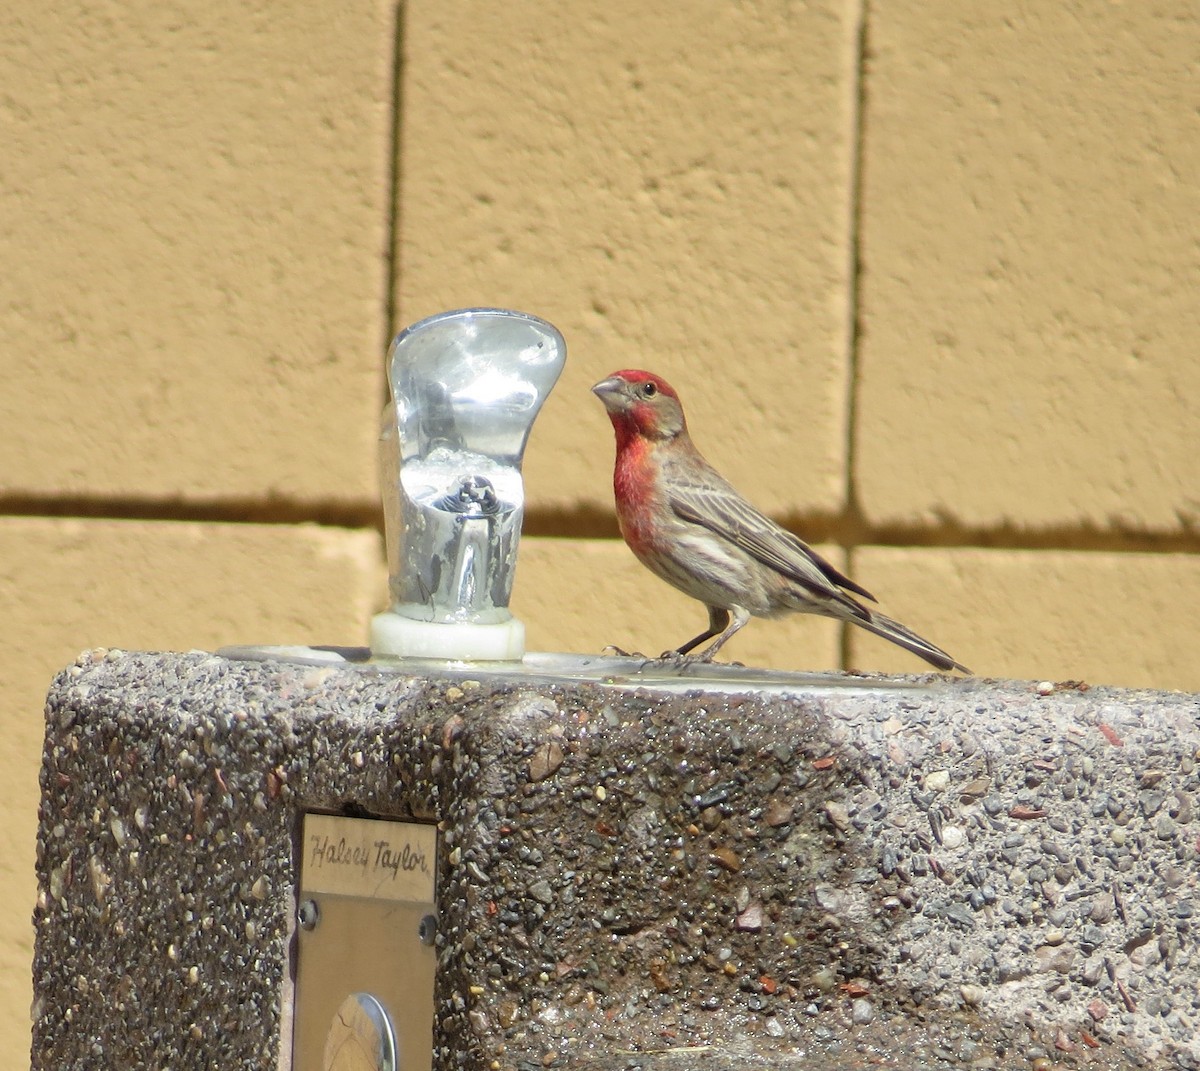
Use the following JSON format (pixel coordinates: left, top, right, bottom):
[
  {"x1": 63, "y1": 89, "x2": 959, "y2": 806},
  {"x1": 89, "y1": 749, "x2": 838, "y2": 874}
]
[
  {"x1": 690, "y1": 605, "x2": 751, "y2": 663},
  {"x1": 660, "y1": 607, "x2": 730, "y2": 660}
]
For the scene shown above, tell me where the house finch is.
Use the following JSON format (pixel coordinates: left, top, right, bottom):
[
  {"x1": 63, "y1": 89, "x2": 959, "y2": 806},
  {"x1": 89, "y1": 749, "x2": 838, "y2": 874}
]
[{"x1": 592, "y1": 369, "x2": 970, "y2": 673}]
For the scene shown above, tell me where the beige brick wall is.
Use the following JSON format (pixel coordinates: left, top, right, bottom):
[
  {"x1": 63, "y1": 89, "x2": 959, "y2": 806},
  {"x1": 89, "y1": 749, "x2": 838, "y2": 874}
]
[
  {"x1": 4, "y1": 0, "x2": 1198, "y2": 1060},
  {"x1": 855, "y1": 3, "x2": 1200, "y2": 533}
]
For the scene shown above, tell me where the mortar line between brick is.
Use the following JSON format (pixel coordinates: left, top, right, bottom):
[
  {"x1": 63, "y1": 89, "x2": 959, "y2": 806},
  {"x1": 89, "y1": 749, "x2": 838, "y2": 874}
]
[
  {"x1": 379, "y1": 0, "x2": 406, "y2": 378},
  {"x1": 1, "y1": 499, "x2": 1196, "y2": 555},
  {"x1": 840, "y1": 0, "x2": 871, "y2": 668},
  {"x1": 0, "y1": 497, "x2": 383, "y2": 532}
]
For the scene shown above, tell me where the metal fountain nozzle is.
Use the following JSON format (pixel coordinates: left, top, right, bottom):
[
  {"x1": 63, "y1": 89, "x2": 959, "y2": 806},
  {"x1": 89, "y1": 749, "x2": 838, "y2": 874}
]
[{"x1": 370, "y1": 308, "x2": 566, "y2": 661}]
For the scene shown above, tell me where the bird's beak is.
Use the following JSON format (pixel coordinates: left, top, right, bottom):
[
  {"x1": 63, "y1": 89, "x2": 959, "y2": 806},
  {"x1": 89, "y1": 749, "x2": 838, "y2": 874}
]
[{"x1": 591, "y1": 376, "x2": 626, "y2": 410}]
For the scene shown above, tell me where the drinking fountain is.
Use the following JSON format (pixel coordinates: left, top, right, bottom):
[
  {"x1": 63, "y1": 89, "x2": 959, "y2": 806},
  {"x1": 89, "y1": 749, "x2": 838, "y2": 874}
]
[{"x1": 30, "y1": 309, "x2": 1200, "y2": 1071}]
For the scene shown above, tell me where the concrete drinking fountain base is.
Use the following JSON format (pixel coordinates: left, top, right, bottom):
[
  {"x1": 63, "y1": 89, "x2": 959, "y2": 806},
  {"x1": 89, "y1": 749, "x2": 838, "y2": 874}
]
[{"x1": 33, "y1": 650, "x2": 1199, "y2": 1070}]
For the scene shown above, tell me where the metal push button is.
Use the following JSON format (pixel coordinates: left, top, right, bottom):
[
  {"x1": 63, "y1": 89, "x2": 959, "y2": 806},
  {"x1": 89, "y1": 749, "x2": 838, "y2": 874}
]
[{"x1": 324, "y1": 992, "x2": 397, "y2": 1071}]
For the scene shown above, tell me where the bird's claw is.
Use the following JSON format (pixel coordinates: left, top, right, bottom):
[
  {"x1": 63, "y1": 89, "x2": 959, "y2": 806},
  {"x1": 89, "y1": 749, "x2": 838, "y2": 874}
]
[
  {"x1": 600, "y1": 644, "x2": 712, "y2": 671},
  {"x1": 602, "y1": 644, "x2": 648, "y2": 659},
  {"x1": 649, "y1": 650, "x2": 747, "y2": 672},
  {"x1": 643, "y1": 649, "x2": 703, "y2": 670}
]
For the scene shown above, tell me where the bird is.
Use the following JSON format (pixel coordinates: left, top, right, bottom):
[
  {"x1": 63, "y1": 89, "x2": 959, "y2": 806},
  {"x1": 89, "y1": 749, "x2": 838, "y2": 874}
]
[{"x1": 591, "y1": 369, "x2": 970, "y2": 673}]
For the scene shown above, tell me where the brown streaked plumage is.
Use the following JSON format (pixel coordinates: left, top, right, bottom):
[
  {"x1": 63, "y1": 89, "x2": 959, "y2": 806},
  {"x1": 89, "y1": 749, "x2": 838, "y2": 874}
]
[{"x1": 592, "y1": 369, "x2": 970, "y2": 673}]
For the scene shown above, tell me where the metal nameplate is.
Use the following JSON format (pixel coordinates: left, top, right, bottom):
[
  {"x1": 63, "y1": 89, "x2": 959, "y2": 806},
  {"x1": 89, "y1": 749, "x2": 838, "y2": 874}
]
[
  {"x1": 302, "y1": 814, "x2": 436, "y2": 902},
  {"x1": 293, "y1": 814, "x2": 438, "y2": 1071}
]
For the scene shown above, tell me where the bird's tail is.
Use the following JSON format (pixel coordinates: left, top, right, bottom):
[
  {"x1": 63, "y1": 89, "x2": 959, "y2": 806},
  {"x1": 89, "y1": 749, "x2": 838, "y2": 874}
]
[{"x1": 854, "y1": 611, "x2": 971, "y2": 674}]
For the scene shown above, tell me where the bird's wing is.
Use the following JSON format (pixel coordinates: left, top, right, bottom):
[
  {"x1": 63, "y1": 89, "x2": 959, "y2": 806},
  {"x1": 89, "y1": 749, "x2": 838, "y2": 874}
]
[{"x1": 669, "y1": 478, "x2": 877, "y2": 606}]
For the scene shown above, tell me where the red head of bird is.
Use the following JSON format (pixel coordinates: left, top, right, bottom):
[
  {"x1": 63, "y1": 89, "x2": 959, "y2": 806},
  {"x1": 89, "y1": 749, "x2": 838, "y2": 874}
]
[{"x1": 591, "y1": 369, "x2": 687, "y2": 450}]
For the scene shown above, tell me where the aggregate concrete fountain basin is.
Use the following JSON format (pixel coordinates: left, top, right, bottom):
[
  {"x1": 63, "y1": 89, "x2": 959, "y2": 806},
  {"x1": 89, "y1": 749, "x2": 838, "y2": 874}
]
[{"x1": 32, "y1": 649, "x2": 1200, "y2": 1070}]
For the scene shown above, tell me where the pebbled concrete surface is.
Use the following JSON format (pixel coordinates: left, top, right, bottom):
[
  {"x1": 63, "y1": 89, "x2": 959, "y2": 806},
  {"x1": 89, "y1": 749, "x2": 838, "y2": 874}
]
[{"x1": 33, "y1": 651, "x2": 1199, "y2": 1070}]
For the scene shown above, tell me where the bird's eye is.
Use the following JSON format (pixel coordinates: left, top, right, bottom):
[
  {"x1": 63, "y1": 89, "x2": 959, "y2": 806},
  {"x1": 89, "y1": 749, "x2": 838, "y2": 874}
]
[{"x1": 641, "y1": 382, "x2": 658, "y2": 398}]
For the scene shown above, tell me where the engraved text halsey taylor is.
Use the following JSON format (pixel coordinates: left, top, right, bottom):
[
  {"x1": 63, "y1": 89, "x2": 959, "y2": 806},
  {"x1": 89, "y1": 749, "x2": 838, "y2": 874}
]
[{"x1": 308, "y1": 832, "x2": 430, "y2": 882}]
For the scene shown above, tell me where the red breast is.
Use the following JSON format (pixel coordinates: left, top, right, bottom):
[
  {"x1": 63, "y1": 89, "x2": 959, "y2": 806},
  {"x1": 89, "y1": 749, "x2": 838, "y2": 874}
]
[{"x1": 612, "y1": 432, "x2": 662, "y2": 556}]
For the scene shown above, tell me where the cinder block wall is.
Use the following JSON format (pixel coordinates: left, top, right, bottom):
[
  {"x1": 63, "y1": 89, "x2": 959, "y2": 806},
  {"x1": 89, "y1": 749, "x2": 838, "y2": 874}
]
[{"x1": 4, "y1": 0, "x2": 1197, "y2": 1059}]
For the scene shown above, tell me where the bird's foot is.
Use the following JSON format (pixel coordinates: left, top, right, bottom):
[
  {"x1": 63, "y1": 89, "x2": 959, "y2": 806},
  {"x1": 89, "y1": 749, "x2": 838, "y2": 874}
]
[
  {"x1": 645, "y1": 649, "x2": 704, "y2": 670},
  {"x1": 601, "y1": 644, "x2": 647, "y2": 659},
  {"x1": 651, "y1": 649, "x2": 747, "y2": 671}
]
